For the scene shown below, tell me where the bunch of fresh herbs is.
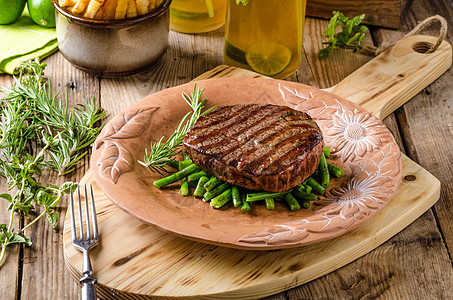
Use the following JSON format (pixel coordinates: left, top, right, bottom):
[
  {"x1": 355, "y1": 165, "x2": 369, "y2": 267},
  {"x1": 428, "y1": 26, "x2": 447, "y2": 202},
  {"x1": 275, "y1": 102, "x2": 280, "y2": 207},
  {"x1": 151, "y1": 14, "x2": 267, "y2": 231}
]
[
  {"x1": 0, "y1": 60, "x2": 105, "y2": 267},
  {"x1": 319, "y1": 11, "x2": 368, "y2": 59}
]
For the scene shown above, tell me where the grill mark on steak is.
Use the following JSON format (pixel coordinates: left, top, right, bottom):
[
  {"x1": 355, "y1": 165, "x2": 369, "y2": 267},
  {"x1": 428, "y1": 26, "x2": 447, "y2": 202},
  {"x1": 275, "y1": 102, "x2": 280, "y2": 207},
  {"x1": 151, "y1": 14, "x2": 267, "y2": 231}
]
[
  {"x1": 187, "y1": 105, "x2": 282, "y2": 151},
  {"x1": 215, "y1": 114, "x2": 315, "y2": 159},
  {"x1": 221, "y1": 120, "x2": 316, "y2": 165},
  {"x1": 187, "y1": 105, "x2": 262, "y2": 142},
  {"x1": 228, "y1": 126, "x2": 320, "y2": 175},
  {"x1": 251, "y1": 130, "x2": 321, "y2": 174}
]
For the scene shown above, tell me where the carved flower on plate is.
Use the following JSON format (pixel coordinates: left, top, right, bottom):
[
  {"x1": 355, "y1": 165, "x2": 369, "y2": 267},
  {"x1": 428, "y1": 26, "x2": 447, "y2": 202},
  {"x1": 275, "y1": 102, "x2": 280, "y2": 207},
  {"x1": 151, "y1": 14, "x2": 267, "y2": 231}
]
[
  {"x1": 317, "y1": 173, "x2": 390, "y2": 220},
  {"x1": 326, "y1": 108, "x2": 388, "y2": 162}
]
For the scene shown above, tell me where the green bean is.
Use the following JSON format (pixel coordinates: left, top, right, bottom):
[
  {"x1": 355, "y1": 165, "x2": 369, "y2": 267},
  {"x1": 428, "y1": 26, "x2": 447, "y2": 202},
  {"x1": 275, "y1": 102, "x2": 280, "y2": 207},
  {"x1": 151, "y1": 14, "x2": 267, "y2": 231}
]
[
  {"x1": 180, "y1": 178, "x2": 189, "y2": 196},
  {"x1": 327, "y1": 162, "x2": 344, "y2": 178},
  {"x1": 246, "y1": 191, "x2": 290, "y2": 202},
  {"x1": 204, "y1": 182, "x2": 231, "y2": 201},
  {"x1": 193, "y1": 176, "x2": 209, "y2": 198},
  {"x1": 305, "y1": 177, "x2": 326, "y2": 195},
  {"x1": 204, "y1": 177, "x2": 222, "y2": 191},
  {"x1": 179, "y1": 159, "x2": 192, "y2": 170},
  {"x1": 241, "y1": 194, "x2": 250, "y2": 212},
  {"x1": 292, "y1": 189, "x2": 317, "y2": 201},
  {"x1": 265, "y1": 198, "x2": 275, "y2": 210},
  {"x1": 187, "y1": 170, "x2": 209, "y2": 182},
  {"x1": 296, "y1": 183, "x2": 312, "y2": 194},
  {"x1": 232, "y1": 186, "x2": 242, "y2": 207},
  {"x1": 154, "y1": 163, "x2": 199, "y2": 188},
  {"x1": 293, "y1": 183, "x2": 311, "y2": 193},
  {"x1": 284, "y1": 193, "x2": 300, "y2": 211},
  {"x1": 323, "y1": 147, "x2": 331, "y2": 158},
  {"x1": 210, "y1": 188, "x2": 232, "y2": 209},
  {"x1": 319, "y1": 153, "x2": 330, "y2": 188},
  {"x1": 301, "y1": 198, "x2": 310, "y2": 209}
]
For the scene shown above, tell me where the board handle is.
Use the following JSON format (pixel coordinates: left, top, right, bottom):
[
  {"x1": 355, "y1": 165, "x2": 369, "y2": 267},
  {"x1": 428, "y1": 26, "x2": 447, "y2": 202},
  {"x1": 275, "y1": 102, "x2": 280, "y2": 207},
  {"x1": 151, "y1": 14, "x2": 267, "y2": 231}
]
[{"x1": 329, "y1": 35, "x2": 452, "y2": 120}]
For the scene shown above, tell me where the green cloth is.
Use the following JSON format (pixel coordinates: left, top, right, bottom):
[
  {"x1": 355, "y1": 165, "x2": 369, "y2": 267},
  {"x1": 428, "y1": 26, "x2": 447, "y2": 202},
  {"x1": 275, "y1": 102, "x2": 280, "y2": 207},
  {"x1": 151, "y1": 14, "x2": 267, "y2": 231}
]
[{"x1": 0, "y1": 8, "x2": 58, "y2": 75}]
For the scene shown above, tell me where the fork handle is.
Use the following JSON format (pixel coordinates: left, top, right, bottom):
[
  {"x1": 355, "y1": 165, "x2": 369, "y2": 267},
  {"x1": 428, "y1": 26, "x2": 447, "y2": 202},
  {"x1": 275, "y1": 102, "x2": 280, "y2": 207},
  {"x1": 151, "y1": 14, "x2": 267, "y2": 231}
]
[
  {"x1": 81, "y1": 249, "x2": 97, "y2": 300},
  {"x1": 81, "y1": 274, "x2": 97, "y2": 300}
]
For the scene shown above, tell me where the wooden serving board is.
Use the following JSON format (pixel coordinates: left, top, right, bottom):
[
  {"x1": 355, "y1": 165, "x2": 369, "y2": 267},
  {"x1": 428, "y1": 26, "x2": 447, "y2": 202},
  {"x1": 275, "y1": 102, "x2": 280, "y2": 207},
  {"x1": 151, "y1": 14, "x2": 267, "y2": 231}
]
[{"x1": 63, "y1": 35, "x2": 451, "y2": 299}]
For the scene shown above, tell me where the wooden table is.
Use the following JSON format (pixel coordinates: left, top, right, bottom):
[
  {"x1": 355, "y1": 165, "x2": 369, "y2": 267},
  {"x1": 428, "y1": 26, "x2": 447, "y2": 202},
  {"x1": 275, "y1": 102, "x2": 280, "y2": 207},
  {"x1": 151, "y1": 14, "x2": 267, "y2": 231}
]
[{"x1": 1, "y1": 0, "x2": 453, "y2": 298}]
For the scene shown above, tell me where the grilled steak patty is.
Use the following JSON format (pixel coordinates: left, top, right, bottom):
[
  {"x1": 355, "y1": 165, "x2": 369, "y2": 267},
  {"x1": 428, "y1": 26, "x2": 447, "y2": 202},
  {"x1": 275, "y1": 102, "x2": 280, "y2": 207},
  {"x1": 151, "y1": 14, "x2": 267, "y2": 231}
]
[{"x1": 183, "y1": 104, "x2": 324, "y2": 192}]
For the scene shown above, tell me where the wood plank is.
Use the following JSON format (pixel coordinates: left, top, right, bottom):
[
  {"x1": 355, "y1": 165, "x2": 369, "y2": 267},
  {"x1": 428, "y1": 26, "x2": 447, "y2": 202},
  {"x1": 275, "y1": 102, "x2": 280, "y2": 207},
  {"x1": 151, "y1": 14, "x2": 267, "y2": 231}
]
[
  {"x1": 373, "y1": 0, "x2": 453, "y2": 261},
  {"x1": 287, "y1": 211, "x2": 453, "y2": 299},
  {"x1": 19, "y1": 52, "x2": 100, "y2": 300},
  {"x1": 306, "y1": 0, "x2": 413, "y2": 29}
]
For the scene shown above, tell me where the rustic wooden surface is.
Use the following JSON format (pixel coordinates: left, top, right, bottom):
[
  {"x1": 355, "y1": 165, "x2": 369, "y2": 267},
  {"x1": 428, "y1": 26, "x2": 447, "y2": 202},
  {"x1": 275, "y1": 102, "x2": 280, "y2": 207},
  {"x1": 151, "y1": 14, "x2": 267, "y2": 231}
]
[
  {"x1": 1, "y1": 0, "x2": 453, "y2": 298},
  {"x1": 306, "y1": 0, "x2": 413, "y2": 29}
]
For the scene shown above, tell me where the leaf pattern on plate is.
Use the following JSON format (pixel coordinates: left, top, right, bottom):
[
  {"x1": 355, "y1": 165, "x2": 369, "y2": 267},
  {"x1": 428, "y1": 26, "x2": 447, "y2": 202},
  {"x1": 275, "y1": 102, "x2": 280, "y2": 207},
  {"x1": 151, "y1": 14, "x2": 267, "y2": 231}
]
[
  {"x1": 238, "y1": 225, "x2": 309, "y2": 245},
  {"x1": 95, "y1": 107, "x2": 158, "y2": 149},
  {"x1": 238, "y1": 84, "x2": 401, "y2": 246},
  {"x1": 94, "y1": 106, "x2": 159, "y2": 184},
  {"x1": 96, "y1": 140, "x2": 134, "y2": 184}
]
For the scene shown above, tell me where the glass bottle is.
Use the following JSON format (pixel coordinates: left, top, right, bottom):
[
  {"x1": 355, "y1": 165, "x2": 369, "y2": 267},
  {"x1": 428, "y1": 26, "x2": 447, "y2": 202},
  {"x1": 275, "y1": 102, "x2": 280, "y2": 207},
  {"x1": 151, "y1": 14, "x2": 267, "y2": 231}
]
[
  {"x1": 224, "y1": 0, "x2": 306, "y2": 79},
  {"x1": 170, "y1": 0, "x2": 227, "y2": 33}
]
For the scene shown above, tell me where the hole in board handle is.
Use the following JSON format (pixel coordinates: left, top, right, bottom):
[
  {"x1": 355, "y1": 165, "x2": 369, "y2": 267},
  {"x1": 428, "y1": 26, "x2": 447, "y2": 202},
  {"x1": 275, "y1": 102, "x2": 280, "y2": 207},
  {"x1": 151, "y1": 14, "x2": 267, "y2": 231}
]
[
  {"x1": 412, "y1": 42, "x2": 434, "y2": 54},
  {"x1": 404, "y1": 175, "x2": 417, "y2": 182}
]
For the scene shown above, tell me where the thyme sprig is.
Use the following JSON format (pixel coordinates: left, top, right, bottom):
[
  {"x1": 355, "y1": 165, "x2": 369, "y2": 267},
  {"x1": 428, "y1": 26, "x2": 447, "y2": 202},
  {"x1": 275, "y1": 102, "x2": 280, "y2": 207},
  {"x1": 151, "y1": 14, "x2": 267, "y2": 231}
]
[
  {"x1": 139, "y1": 85, "x2": 215, "y2": 175},
  {"x1": 0, "y1": 60, "x2": 105, "y2": 268}
]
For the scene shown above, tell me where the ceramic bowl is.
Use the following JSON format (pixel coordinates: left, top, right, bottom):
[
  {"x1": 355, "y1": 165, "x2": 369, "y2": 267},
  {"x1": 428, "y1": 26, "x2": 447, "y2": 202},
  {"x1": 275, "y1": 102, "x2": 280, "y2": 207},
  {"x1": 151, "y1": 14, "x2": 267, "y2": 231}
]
[{"x1": 52, "y1": 0, "x2": 171, "y2": 77}]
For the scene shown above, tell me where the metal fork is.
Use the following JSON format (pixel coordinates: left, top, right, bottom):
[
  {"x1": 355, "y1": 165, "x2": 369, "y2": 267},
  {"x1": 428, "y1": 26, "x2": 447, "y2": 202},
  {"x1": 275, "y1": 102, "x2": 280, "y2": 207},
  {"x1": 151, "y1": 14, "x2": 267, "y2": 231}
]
[{"x1": 70, "y1": 185, "x2": 98, "y2": 300}]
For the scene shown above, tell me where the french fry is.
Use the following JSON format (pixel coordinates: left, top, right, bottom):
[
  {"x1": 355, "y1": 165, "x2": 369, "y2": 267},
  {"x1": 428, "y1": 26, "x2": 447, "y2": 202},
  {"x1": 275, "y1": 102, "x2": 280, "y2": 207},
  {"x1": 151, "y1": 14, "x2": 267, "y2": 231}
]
[
  {"x1": 94, "y1": 8, "x2": 103, "y2": 19},
  {"x1": 156, "y1": 0, "x2": 163, "y2": 7},
  {"x1": 100, "y1": 0, "x2": 118, "y2": 19},
  {"x1": 148, "y1": 0, "x2": 155, "y2": 10},
  {"x1": 126, "y1": 0, "x2": 137, "y2": 18},
  {"x1": 59, "y1": 0, "x2": 78, "y2": 7},
  {"x1": 72, "y1": 0, "x2": 90, "y2": 14},
  {"x1": 84, "y1": 0, "x2": 105, "y2": 18},
  {"x1": 136, "y1": 0, "x2": 149, "y2": 15},
  {"x1": 115, "y1": 0, "x2": 128, "y2": 19}
]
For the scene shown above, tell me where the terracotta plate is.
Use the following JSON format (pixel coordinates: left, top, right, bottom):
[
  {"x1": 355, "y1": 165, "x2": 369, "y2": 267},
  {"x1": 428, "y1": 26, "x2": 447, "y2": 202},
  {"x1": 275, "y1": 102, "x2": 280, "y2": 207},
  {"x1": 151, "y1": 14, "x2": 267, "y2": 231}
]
[{"x1": 91, "y1": 78, "x2": 402, "y2": 250}]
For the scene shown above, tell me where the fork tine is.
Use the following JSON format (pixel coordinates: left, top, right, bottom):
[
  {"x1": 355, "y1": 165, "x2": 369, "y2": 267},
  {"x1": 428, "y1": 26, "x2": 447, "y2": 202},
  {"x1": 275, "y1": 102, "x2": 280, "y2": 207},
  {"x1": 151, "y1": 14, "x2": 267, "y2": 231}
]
[
  {"x1": 70, "y1": 186, "x2": 77, "y2": 242},
  {"x1": 90, "y1": 184, "x2": 98, "y2": 240},
  {"x1": 84, "y1": 185, "x2": 91, "y2": 240},
  {"x1": 77, "y1": 185, "x2": 84, "y2": 240}
]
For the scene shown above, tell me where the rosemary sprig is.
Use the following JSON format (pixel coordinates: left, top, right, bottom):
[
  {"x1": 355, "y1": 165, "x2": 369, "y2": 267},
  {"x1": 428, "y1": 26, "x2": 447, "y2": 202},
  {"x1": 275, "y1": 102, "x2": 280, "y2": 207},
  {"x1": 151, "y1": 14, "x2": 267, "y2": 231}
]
[
  {"x1": 0, "y1": 59, "x2": 105, "y2": 268},
  {"x1": 139, "y1": 85, "x2": 215, "y2": 175}
]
